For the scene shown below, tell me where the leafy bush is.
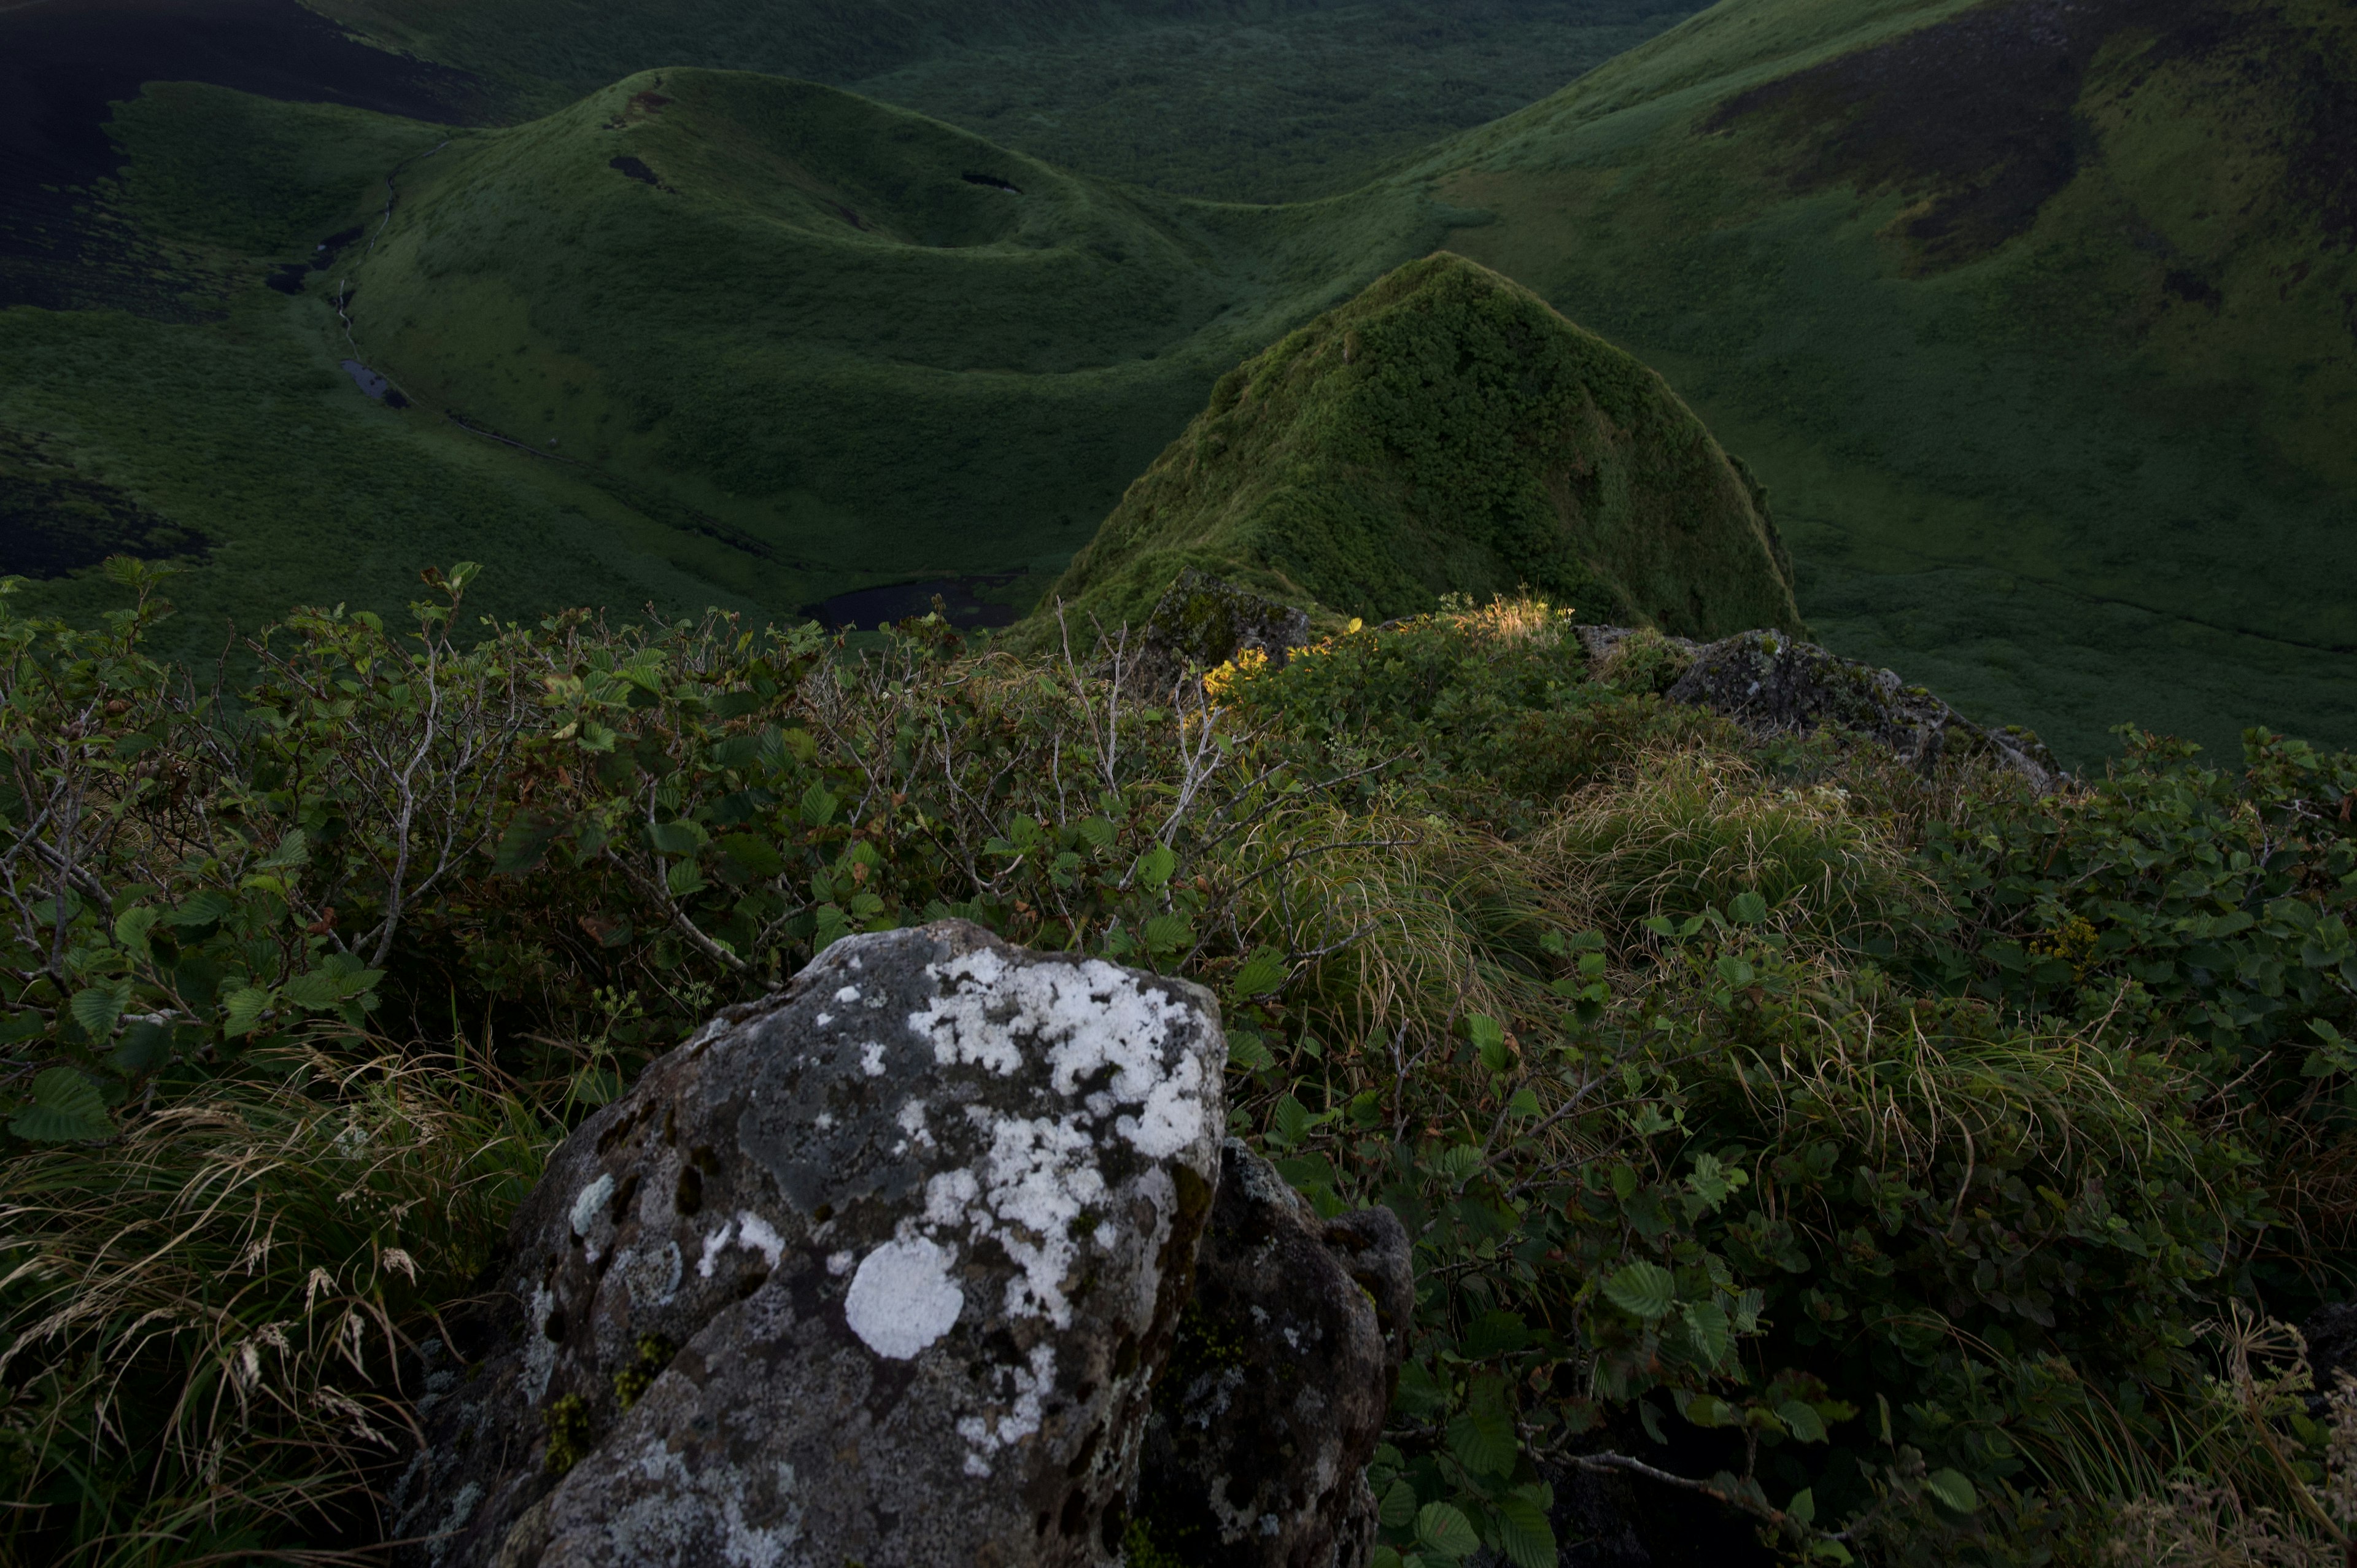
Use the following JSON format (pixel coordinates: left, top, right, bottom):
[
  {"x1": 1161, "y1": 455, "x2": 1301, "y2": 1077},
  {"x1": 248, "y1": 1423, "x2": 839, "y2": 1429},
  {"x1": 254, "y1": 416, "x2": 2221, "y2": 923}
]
[{"x1": 4, "y1": 573, "x2": 2353, "y2": 1564}]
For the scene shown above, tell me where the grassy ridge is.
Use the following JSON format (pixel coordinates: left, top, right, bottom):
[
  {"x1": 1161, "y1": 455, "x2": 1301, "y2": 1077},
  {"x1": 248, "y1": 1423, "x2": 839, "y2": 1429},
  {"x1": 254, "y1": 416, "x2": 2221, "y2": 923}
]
[
  {"x1": 1042, "y1": 252, "x2": 1802, "y2": 637},
  {"x1": 313, "y1": 0, "x2": 1705, "y2": 203},
  {"x1": 1414, "y1": 0, "x2": 2357, "y2": 757},
  {"x1": 0, "y1": 85, "x2": 818, "y2": 666},
  {"x1": 336, "y1": 70, "x2": 1472, "y2": 609}
]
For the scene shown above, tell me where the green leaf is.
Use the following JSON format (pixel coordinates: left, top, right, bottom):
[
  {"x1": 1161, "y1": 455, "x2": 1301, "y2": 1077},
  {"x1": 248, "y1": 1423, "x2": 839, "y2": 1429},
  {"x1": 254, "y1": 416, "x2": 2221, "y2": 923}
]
[
  {"x1": 493, "y1": 809, "x2": 568, "y2": 874},
  {"x1": 1272, "y1": 1094, "x2": 1311, "y2": 1148},
  {"x1": 1378, "y1": 1480, "x2": 1418, "y2": 1531},
  {"x1": 1415, "y1": 1502, "x2": 1479, "y2": 1561},
  {"x1": 1466, "y1": 1013, "x2": 1509, "y2": 1074},
  {"x1": 1924, "y1": 1469, "x2": 1978, "y2": 1513},
  {"x1": 1494, "y1": 1494, "x2": 1557, "y2": 1568},
  {"x1": 1602, "y1": 1261, "x2": 1676, "y2": 1320},
  {"x1": 1231, "y1": 948, "x2": 1288, "y2": 998},
  {"x1": 221, "y1": 986, "x2": 273, "y2": 1038},
  {"x1": 648, "y1": 819, "x2": 708, "y2": 856},
  {"x1": 1778, "y1": 1400, "x2": 1829, "y2": 1443},
  {"x1": 665, "y1": 859, "x2": 708, "y2": 897},
  {"x1": 279, "y1": 971, "x2": 346, "y2": 1011},
  {"x1": 1075, "y1": 816, "x2": 1117, "y2": 849},
  {"x1": 718, "y1": 833, "x2": 784, "y2": 879},
  {"x1": 1729, "y1": 890, "x2": 1770, "y2": 925},
  {"x1": 69, "y1": 986, "x2": 125, "y2": 1040},
  {"x1": 1226, "y1": 1029, "x2": 1276, "y2": 1072},
  {"x1": 1369, "y1": 1550, "x2": 1407, "y2": 1568},
  {"x1": 1136, "y1": 842, "x2": 1177, "y2": 890},
  {"x1": 1447, "y1": 1409, "x2": 1517, "y2": 1477},
  {"x1": 799, "y1": 782, "x2": 840, "y2": 828},
  {"x1": 112, "y1": 906, "x2": 160, "y2": 957},
  {"x1": 10, "y1": 1068, "x2": 115, "y2": 1143},
  {"x1": 257, "y1": 828, "x2": 309, "y2": 871},
  {"x1": 1787, "y1": 1488, "x2": 1816, "y2": 1526},
  {"x1": 111, "y1": 1021, "x2": 174, "y2": 1075},
  {"x1": 168, "y1": 889, "x2": 236, "y2": 929},
  {"x1": 1142, "y1": 913, "x2": 1192, "y2": 954}
]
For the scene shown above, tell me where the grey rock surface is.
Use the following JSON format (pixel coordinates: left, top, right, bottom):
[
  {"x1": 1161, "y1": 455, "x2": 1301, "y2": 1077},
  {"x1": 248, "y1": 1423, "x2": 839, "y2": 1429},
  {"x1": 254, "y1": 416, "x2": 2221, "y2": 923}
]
[
  {"x1": 392, "y1": 920, "x2": 1227, "y2": 1568},
  {"x1": 1660, "y1": 628, "x2": 2062, "y2": 792},
  {"x1": 1139, "y1": 568, "x2": 1314, "y2": 687},
  {"x1": 1132, "y1": 1140, "x2": 1413, "y2": 1567}
]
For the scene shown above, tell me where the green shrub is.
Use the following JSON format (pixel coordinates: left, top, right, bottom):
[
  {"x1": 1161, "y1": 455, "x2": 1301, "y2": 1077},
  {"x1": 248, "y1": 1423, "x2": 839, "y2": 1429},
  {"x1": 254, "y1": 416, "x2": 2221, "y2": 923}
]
[{"x1": 4, "y1": 576, "x2": 2350, "y2": 1565}]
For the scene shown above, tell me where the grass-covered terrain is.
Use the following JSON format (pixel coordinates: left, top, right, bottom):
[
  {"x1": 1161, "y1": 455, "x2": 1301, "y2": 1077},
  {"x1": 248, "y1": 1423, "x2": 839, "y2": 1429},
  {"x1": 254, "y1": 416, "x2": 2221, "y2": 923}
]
[
  {"x1": 1041, "y1": 252, "x2": 1800, "y2": 637},
  {"x1": 7, "y1": 571, "x2": 2357, "y2": 1566},
  {"x1": 4, "y1": 0, "x2": 2353, "y2": 768},
  {"x1": 1412, "y1": 0, "x2": 2357, "y2": 759},
  {"x1": 316, "y1": 0, "x2": 1701, "y2": 201}
]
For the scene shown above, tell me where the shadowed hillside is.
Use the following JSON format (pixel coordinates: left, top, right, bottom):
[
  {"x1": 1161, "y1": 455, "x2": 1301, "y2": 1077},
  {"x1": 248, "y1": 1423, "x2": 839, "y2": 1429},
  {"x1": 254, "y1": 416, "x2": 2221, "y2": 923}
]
[
  {"x1": 332, "y1": 69, "x2": 1469, "y2": 612},
  {"x1": 1409, "y1": 0, "x2": 2357, "y2": 757},
  {"x1": 1043, "y1": 253, "x2": 1802, "y2": 637}
]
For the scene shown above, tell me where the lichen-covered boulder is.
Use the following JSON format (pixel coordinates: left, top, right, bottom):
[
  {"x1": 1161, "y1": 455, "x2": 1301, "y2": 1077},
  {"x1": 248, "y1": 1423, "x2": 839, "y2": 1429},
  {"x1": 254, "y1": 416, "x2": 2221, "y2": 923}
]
[
  {"x1": 1139, "y1": 568, "x2": 1314, "y2": 686},
  {"x1": 1664, "y1": 628, "x2": 2062, "y2": 792},
  {"x1": 1131, "y1": 1141, "x2": 1414, "y2": 1567},
  {"x1": 392, "y1": 921, "x2": 1227, "y2": 1568}
]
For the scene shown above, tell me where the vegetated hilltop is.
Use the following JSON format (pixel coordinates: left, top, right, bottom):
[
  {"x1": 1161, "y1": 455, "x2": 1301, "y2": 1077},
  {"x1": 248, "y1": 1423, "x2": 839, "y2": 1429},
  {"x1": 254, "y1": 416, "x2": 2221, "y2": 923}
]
[
  {"x1": 1043, "y1": 252, "x2": 1802, "y2": 639},
  {"x1": 310, "y1": 0, "x2": 1705, "y2": 202},
  {"x1": 333, "y1": 69, "x2": 1467, "y2": 614},
  {"x1": 1404, "y1": 0, "x2": 2357, "y2": 759}
]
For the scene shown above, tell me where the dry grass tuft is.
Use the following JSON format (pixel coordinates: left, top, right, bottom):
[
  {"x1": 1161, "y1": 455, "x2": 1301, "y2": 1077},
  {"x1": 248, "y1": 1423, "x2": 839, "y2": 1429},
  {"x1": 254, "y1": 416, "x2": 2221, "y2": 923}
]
[{"x1": 0, "y1": 1048, "x2": 551, "y2": 1567}]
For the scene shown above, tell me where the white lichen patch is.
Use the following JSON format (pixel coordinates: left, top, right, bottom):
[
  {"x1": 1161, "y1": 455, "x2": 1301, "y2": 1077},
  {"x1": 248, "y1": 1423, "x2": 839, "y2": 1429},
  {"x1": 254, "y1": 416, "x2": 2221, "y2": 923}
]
[
  {"x1": 860, "y1": 1041, "x2": 887, "y2": 1076},
  {"x1": 834, "y1": 986, "x2": 861, "y2": 1004},
  {"x1": 697, "y1": 1220, "x2": 736, "y2": 1280},
  {"x1": 571, "y1": 1173, "x2": 616, "y2": 1237},
  {"x1": 910, "y1": 951, "x2": 1209, "y2": 1155},
  {"x1": 522, "y1": 1286, "x2": 558, "y2": 1404},
  {"x1": 844, "y1": 1236, "x2": 964, "y2": 1359},
  {"x1": 591, "y1": 1442, "x2": 803, "y2": 1568},
  {"x1": 735, "y1": 1211, "x2": 786, "y2": 1271}
]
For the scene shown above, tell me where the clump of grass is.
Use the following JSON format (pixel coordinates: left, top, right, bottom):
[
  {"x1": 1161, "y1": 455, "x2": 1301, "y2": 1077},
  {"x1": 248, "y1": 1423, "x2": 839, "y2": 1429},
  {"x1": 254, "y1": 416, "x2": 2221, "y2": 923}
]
[
  {"x1": 0, "y1": 1048, "x2": 551, "y2": 1567},
  {"x1": 1536, "y1": 744, "x2": 1935, "y2": 943}
]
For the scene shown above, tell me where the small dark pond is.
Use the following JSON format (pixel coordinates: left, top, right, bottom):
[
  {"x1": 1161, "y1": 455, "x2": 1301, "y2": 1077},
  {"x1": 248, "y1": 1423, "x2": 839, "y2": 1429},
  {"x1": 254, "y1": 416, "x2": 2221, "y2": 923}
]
[
  {"x1": 804, "y1": 574, "x2": 1024, "y2": 631},
  {"x1": 341, "y1": 359, "x2": 409, "y2": 407}
]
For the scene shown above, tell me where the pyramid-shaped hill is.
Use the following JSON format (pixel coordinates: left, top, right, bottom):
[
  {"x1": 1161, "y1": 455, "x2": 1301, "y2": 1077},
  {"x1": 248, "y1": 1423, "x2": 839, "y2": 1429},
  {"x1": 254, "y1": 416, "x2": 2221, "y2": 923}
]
[{"x1": 1038, "y1": 253, "x2": 1804, "y2": 640}]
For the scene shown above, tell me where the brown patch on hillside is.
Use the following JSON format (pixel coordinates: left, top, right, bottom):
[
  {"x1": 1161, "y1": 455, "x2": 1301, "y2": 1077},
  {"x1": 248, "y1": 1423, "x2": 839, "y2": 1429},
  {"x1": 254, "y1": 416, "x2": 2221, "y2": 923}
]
[{"x1": 1698, "y1": 0, "x2": 2272, "y2": 269}]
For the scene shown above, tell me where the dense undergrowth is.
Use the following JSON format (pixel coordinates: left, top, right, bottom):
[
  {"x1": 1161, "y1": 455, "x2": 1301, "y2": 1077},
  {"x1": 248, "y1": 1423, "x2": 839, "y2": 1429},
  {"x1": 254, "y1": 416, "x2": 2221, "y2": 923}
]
[{"x1": 5, "y1": 568, "x2": 2357, "y2": 1565}]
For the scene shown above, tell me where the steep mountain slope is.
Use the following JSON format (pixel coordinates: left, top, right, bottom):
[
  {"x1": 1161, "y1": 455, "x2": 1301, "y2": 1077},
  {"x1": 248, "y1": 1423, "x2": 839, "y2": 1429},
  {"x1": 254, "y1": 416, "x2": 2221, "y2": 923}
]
[
  {"x1": 1045, "y1": 253, "x2": 1800, "y2": 636},
  {"x1": 332, "y1": 69, "x2": 1466, "y2": 611},
  {"x1": 1409, "y1": 0, "x2": 2357, "y2": 755},
  {"x1": 312, "y1": 0, "x2": 1703, "y2": 203}
]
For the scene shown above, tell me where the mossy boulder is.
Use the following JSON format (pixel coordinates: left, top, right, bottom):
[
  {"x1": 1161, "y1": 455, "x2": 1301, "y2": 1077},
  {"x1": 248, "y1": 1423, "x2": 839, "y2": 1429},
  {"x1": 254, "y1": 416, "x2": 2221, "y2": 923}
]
[{"x1": 1032, "y1": 252, "x2": 1804, "y2": 642}]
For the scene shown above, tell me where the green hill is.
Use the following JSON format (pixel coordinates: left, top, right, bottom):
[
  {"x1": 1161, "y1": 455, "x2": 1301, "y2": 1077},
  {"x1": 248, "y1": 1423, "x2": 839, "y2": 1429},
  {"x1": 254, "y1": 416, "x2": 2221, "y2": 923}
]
[
  {"x1": 1409, "y1": 0, "x2": 2357, "y2": 757},
  {"x1": 4, "y1": 0, "x2": 2353, "y2": 762},
  {"x1": 313, "y1": 0, "x2": 1703, "y2": 201},
  {"x1": 1043, "y1": 252, "x2": 1802, "y2": 637},
  {"x1": 332, "y1": 69, "x2": 1462, "y2": 614}
]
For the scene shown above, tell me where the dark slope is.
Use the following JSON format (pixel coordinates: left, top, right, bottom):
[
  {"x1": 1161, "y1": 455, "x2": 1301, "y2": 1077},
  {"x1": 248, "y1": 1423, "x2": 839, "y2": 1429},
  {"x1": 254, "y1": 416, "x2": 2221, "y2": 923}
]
[
  {"x1": 1043, "y1": 253, "x2": 1802, "y2": 638},
  {"x1": 0, "y1": 0, "x2": 483, "y2": 313},
  {"x1": 1414, "y1": 0, "x2": 2357, "y2": 757},
  {"x1": 333, "y1": 70, "x2": 1464, "y2": 607}
]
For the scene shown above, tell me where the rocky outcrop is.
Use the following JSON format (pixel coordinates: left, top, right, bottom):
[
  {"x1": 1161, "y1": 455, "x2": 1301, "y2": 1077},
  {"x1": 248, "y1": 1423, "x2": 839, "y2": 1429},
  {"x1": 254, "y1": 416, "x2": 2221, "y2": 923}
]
[
  {"x1": 1574, "y1": 625, "x2": 2062, "y2": 792},
  {"x1": 1132, "y1": 1141, "x2": 1413, "y2": 1567},
  {"x1": 392, "y1": 921, "x2": 1228, "y2": 1568},
  {"x1": 1137, "y1": 568, "x2": 1315, "y2": 689}
]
